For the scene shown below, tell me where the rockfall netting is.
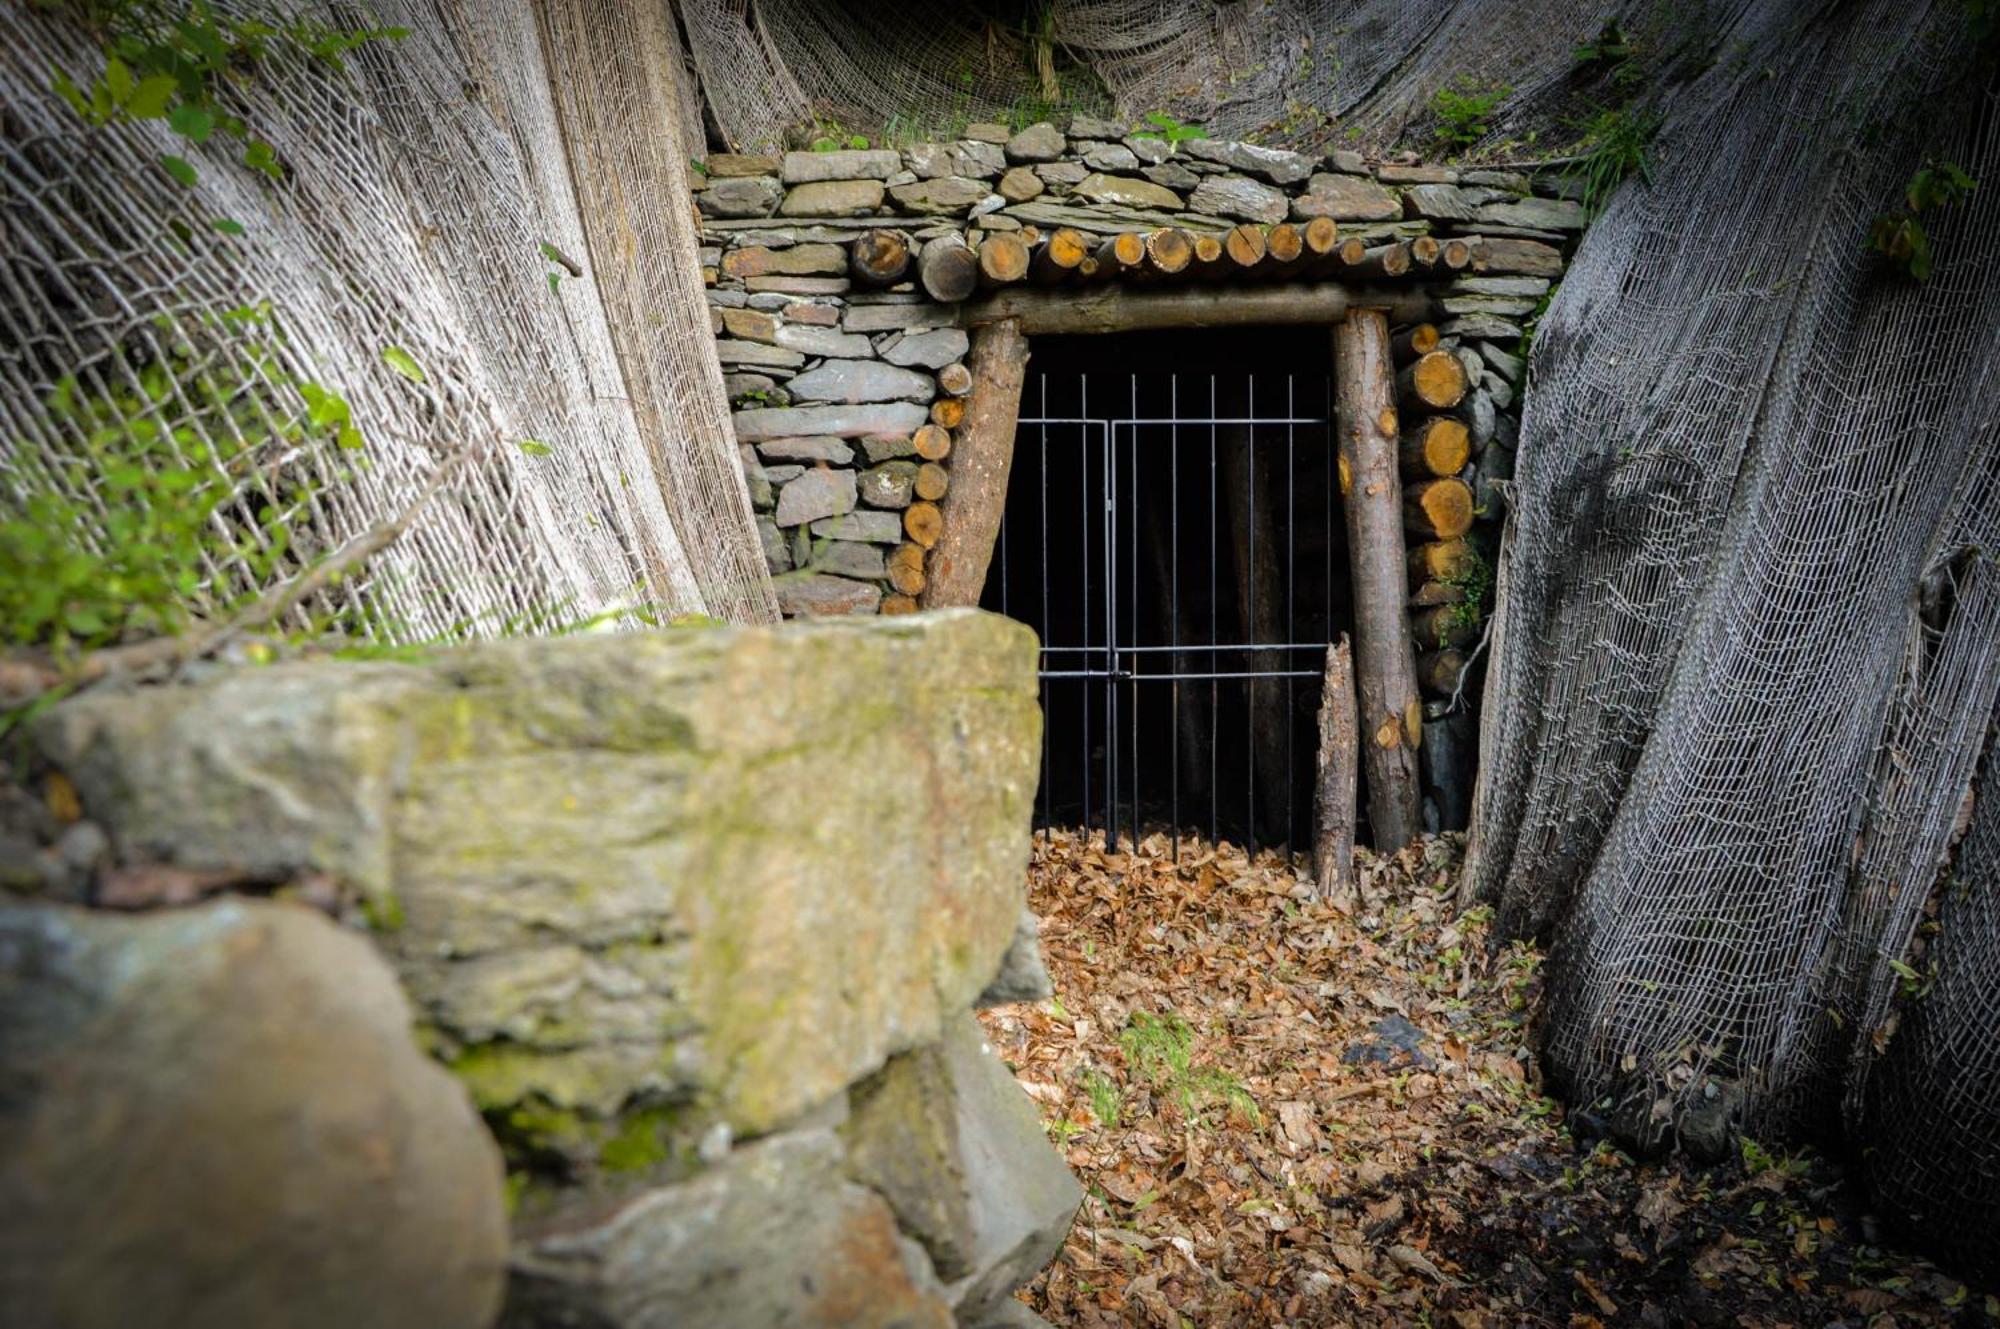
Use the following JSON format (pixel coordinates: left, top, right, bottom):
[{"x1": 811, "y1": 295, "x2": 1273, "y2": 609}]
[
  {"x1": 676, "y1": 0, "x2": 2000, "y2": 1277},
  {"x1": 2, "y1": 1, "x2": 776, "y2": 646}
]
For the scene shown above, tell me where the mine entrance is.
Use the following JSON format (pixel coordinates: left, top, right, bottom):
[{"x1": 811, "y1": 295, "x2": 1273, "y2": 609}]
[{"x1": 978, "y1": 328, "x2": 1356, "y2": 854}]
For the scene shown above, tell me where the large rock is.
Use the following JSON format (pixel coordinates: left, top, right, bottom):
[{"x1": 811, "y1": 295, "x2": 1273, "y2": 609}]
[
  {"x1": 774, "y1": 466, "x2": 856, "y2": 526},
  {"x1": 733, "y1": 401, "x2": 930, "y2": 440},
  {"x1": 504, "y1": 1126, "x2": 953, "y2": 1329},
  {"x1": 907, "y1": 140, "x2": 1006, "y2": 181},
  {"x1": 889, "y1": 176, "x2": 991, "y2": 216},
  {"x1": 775, "y1": 572, "x2": 882, "y2": 617},
  {"x1": 697, "y1": 175, "x2": 782, "y2": 218},
  {"x1": 1476, "y1": 195, "x2": 1586, "y2": 230},
  {"x1": 0, "y1": 899, "x2": 507, "y2": 1329},
  {"x1": 883, "y1": 327, "x2": 970, "y2": 370},
  {"x1": 780, "y1": 180, "x2": 886, "y2": 217},
  {"x1": 32, "y1": 613, "x2": 1042, "y2": 1151},
  {"x1": 842, "y1": 1013, "x2": 1082, "y2": 1324},
  {"x1": 1004, "y1": 122, "x2": 1064, "y2": 162},
  {"x1": 1070, "y1": 172, "x2": 1183, "y2": 210},
  {"x1": 781, "y1": 149, "x2": 903, "y2": 184}
]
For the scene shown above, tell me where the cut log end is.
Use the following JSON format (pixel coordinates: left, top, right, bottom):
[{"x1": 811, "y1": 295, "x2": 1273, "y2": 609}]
[
  {"x1": 1146, "y1": 227, "x2": 1194, "y2": 275},
  {"x1": 1302, "y1": 215, "x2": 1339, "y2": 257},
  {"x1": 912, "y1": 423, "x2": 952, "y2": 461},
  {"x1": 887, "y1": 543, "x2": 927, "y2": 595},
  {"x1": 914, "y1": 461, "x2": 950, "y2": 502},
  {"x1": 904, "y1": 499, "x2": 944, "y2": 548},
  {"x1": 1098, "y1": 232, "x2": 1146, "y2": 270},
  {"x1": 880, "y1": 593, "x2": 919, "y2": 615},
  {"x1": 1417, "y1": 648, "x2": 1470, "y2": 696},
  {"x1": 1392, "y1": 322, "x2": 1441, "y2": 361},
  {"x1": 978, "y1": 232, "x2": 1031, "y2": 285},
  {"x1": 937, "y1": 362, "x2": 974, "y2": 396},
  {"x1": 849, "y1": 229, "x2": 911, "y2": 286},
  {"x1": 1408, "y1": 537, "x2": 1474, "y2": 584},
  {"x1": 1266, "y1": 222, "x2": 1304, "y2": 262},
  {"x1": 1404, "y1": 477, "x2": 1475, "y2": 540},
  {"x1": 1225, "y1": 223, "x2": 1267, "y2": 267},
  {"x1": 1032, "y1": 226, "x2": 1090, "y2": 281},
  {"x1": 1400, "y1": 350, "x2": 1469, "y2": 412},
  {"x1": 930, "y1": 396, "x2": 967, "y2": 429},
  {"x1": 1399, "y1": 417, "x2": 1471, "y2": 478},
  {"x1": 918, "y1": 234, "x2": 978, "y2": 303}
]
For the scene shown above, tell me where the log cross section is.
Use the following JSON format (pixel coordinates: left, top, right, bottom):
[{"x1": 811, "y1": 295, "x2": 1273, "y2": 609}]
[{"x1": 1333, "y1": 308, "x2": 1425, "y2": 851}]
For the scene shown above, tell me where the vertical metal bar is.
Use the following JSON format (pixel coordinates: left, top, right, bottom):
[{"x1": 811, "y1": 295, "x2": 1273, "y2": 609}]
[
  {"x1": 1170, "y1": 372, "x2": 1180, "y2": 863},
  {"x1": 1246, "y1": 372, "x2": 1257, "y2": 860},
  {"x1": 1209, "y1": 372, "x2": 1218, "y2": 848},
  {"x1": 1039, "y1": 376, "x2": 1051, "y2": 829},
  {"x1": 1127, "y1": 372, "x2": 1139, "y2": 852},
  {"x1": 1080, "y1": 376, "x2": 1092, "y2": 838},
  {"x1": 1286, "y1": 372, "x2": 1296, "y2": 850}
]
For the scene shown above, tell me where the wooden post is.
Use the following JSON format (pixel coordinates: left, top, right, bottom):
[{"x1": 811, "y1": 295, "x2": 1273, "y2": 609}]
[
  {"x1": 1312, "y1": 636, "x2": 1359, "y2": 904},
  {"x1": 1334, "y1": 307, "x2": 1425, "y2": 851},
  {"x1": 922, "y1": 317, "x2": 1030, "y2": 607}
]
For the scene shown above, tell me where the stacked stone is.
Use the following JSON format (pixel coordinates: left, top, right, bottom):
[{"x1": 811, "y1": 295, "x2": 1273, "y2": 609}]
[{"x1": 694, "y1": 118, "x2": 1584, "y2": 621}]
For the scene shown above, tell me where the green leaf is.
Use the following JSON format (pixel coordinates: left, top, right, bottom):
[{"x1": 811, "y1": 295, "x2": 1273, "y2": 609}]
[
  {"x1": 127, "y1": 74, "x2": 178, "y2": 119},
  {"x1": 210, "y1": 217, "x2": 245, "y2": 235},
  {"x1": 170, "y1": 103, "x2": 216, "y2": 143},
  {"x1": 243, "y1": 140, "x2": 281, "y2": 180},
  {"x1": 1888, "y1": 958, "x2": 1921, "y2": 981},
  {"x1": 104, "y1": 56, "x2": 134, "y2": 107},
  {"x1": 380, "y1": 345, "x2": 427, "y2": 384},
  {"x1": 546, "y1": 272, "x2": 562, "y2": 294},
  {"x1": 336, "y1": 425, "x2": 365, "y2": 451},
  {"x1": 160, "y1": 154, "x2": 199, "y2": 187},
  {"x1": 689, "y1": 157, "x2": 707, "y2": 175},
  {"x1": 518, "y1": 438, "x2": 552, "y2": 456},
  {"x1": 51, "y1": 68, "x2": 91, "y2": 119}
]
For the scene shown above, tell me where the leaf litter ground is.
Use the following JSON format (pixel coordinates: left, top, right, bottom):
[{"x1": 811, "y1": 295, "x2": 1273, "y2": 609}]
[{"x1": 979, "y1": 829, "x2": 1995, "y2": 1327}]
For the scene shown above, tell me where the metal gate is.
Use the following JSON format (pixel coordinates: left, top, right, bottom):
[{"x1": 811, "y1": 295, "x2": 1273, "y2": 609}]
[{"x1": 981, "y1": 364, "x2": 1347, "y2": 856}]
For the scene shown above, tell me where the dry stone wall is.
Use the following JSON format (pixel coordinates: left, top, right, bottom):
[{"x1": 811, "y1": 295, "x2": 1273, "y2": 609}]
[
  {"x1": 696, "y1": 118, "x2": 1577, "y2": 634},
  {"x1": 1, "y1": 611, "x2": 1077, "y2": 1329}
]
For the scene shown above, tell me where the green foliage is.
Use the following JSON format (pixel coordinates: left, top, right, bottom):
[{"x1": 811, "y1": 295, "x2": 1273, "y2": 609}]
[
  {"x1": 0, "y1": 322, "x2": 357, "y2": 659},
  {"x1": 1079, "y1": 1067, "x2": 1121, "y2": 1128},
  {"x1": 1119, "y1": 1011, "x2": 1259, "y2": 1124},
  {"x1": 1429, "y1": 78, "x2": 1508, "y2": 154},
  {"x1": 44, "y1": 0, "x2": 407, "y2": 189},
  {"x1": 1868, "y1": 159, "x2": 1979, "y2": 282},
  {"x1": 1140, "y1": 110, "x2": 1205, "y2": 147},
  {"x1": 1567, "y1": 106, "x2": 1659, "y2": 216},
  {"x1": 1440, "y1": 549, "x2": 1493, "y2": 636}
]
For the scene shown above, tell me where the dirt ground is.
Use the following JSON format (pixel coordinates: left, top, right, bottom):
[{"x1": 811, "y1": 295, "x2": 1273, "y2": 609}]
[{"x1": 978, "y1": 829, "x2": 1995, "y2": 1328}]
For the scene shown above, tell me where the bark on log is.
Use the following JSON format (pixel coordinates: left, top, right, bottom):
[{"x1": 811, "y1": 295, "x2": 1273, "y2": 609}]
[
  {"x1": 937, "y1": 363, "x2": 973, "y2": 396},
  {"x1": 849, "y1": 229, "x2": 911, "y2": 286},
  {"x1": 922, "y1": 317, "x2": 1030, "y2": 606},
  {"x1": 1334, "y1": 307, "x2": 1425, "y2": 851},
  {"x1": 1397, "y1": 350, "x2": 1469, "y2": 412},
  {"x1": 1417, "y1": 648, "x2": 1470, "y2": 696},
  {"x1": 912, "y1": 423, "x2": 952, "y2": 460},
  {"x1": 1399, "y1": 417, "x2": 1471, "y2": 478},
  {"x1": 904, "y1": 499, "x2": 944, "y2": 548},
  {"x1": 1145, "y1": 227, "x2": 1194, "y2": 276},
  {"x1": 1404, "y1": 476, "x2": 1475, "y2": 539},
  {"x1": 978, "y1": 232, "x2": 1031, "y2": 286},
  {"x1": 914, "y1": 461, "x2": 950, "y2": 501},
  {"x1": 1342, "y1": 242, "x2": 1412, "y2": 281},
  {"x1": 1312, "y1": 635, "x2": 1360, "y2": 904},
  {"x1": 1391, "y1": 323, "x2": 1440, "y2": 361},
  {"x1": 1407, "y1": 537, "x2": 1474, "y2": 583},
  {"x1": 960, "y1": 283, "x2": 1434, "y2": 336},
  {"x1": 887, "y1": 543, "x2": 927, "y2": 596},
  {"x1": 1031, "y1": 227, "x2": 1090, "y2": 281},
  {"x1": 919, "y1": 234, "x2": 979, "y2": 302},
  {"x1": 930, "y1": 396, "x2": 967, "y2": 429}
]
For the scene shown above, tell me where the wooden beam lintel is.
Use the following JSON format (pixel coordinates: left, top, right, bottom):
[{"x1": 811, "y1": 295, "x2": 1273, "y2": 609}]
[{"x1": 956, "y1": 283, "x2": 1437, "y2": 336}]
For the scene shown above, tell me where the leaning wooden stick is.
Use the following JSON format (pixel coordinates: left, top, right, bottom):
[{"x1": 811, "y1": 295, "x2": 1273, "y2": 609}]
[{"x1": 1313, "y1": 634, "x2": 1360, "y2": 904}]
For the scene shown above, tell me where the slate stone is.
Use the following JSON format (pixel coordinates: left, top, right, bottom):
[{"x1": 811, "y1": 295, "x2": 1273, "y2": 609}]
[
  {"x1": 788, "y1": 360, "x2": 934, "y2": 405},
  {"x1": 800, "y1": 538, "x2": 888, "y2": 580},
  {"x1": 1287, "y1": 172, "x2": 1398, "y2": 222},
  {"x1": 889, "y1": 177, "x2": 989, "y2": 215},
  {"x1": 1467, "y1": 236, "x2": 1564, "y2": 277},
  {"x1": 707, "y1": 288, "x2": 749, "y2": 307},
  {"x1": 844, "y1": 303, "x2": 953, "y2": 332},
  {"x1": 786, "y1": 302, "x2": 843, "y2": 326},
  {"x1": 1401, "y1": 183, "x2": 1478, "y2": 222},
  {"x1": 759, "y1": 435, "x2": 854, "y2": 464},
  {"x1": 721, "y1": 243, "x2": 847, "y2": 278},
  {"x1": 997, "y1": 167, "x2": 1044, "y2": 202},
  {"x1": 1032, "y1": 160, "x2": 1088, "y2": 187},
  {"x1": 975, "y1": 910, "x2": 1053, "y2": 1007},
  {"x1": 1461, "y1": 169, "x2": 1531, "y2": 191},
  {"x1": 1067, "y1": 114, "x2": 1126, "y2": 140},
  {"x1": 964, "y1": 122, "x2": 1011, "y2": 144},
  {"x1": 1323, "y1": 149, "x2": 1367, "y2": 174},
  {"x1": 810, "y1": 510, "x2": 904, "y2": 543},
  {"x1": 775, "y1": 467, "x2": 857, "y2": 527},
  {"x1": 1071, "y1": 172, "x2": 1183, "y2": 210},
  {"x1": 1080, "y1": 142, "x2": 1140, "y2": 172},
  {"x1": 755, "y1": 514, "x2": 789, "y2": 571},
  {"x1": 733, "y1": 402, "x2": 931, "y2": 441},
  {"x1": 1441, "y1": 313, "x2": 1524, "y2": 341},
  {"x1": 1441, "y1": 293, "x2": 1540, "y2": 317},
  {"x1": 780, "y1": 180, "x2": 886, "y2": 217},
  {"x1": 1476, "y1": 196, "x2": 1586, "y2": 230},
  {"x1": 1005, "y1": 122, "x2": 1064, "y2": 162},
  {"x1": 698, "y1": 176, "x2": 782, "y2": 219},
  {"x1": 1451, "y1": 275, "x2": 1550, "y2": 298},
  {"x1": 1376, "y1": 164, "x2": 1457, "y2": 184},
  {"x1": 780, "y1": 149, "x2": 903, "y2": 184},
  {"x1": 725, "y1": 372, "x2": 779, "y2": 399},
  {"x1": 740, "y1": 448, "x2": 773, "y2": 509},
  {"x1": 1479, "y1": 339, "x2": 1526, "y2": 382},
  {"x1": 859, "y1": 433, "x2": 920, "y2": 462},
  {"x1": 705, "y1": 152, "x2": 779, "y2": 177},
  {"x1": 883, "y1": 328, "x2": 970, "y2": 369},
  {"x1": 775, "y1": 324, "x2": 873, "y2": 358},
  {"x1": 1187, "y1": 174, "x2": 1286, "y2": 224},
  {"x1": 1184, "y1": 137, "x2": 1314, "y2": 184},
  {"x1": 857, "y1": 460, "x2": 919, "y2": 509},
  {"x1": 0, "y1": 901, "x2": 508, "y2": 1329},
  {"x1": 714, "y1": 339, "x2": 805, "y2": 370},
  {"x1": 906, "y1": 140, "x2": 1006, "y2": 181},
  {"x1": 1142, "y1": 161, "x2": 1199, "y2": 190}
]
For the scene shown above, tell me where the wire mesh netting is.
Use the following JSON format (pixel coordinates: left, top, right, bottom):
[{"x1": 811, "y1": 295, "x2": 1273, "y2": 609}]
[{"x1": 2, "y1": 1, "x2": 775, "y2": 648}]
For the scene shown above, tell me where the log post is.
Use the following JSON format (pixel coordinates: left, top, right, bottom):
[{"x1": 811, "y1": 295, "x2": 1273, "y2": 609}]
[
  {"x1": 1312, "y1": 635, "x2": 1359, "y2": 904},
  {"x1": 1334, "y1": 307, "x2": 1424, "y2": 851},
  {"x1": 922, "y1": 317, "x2": 1031, "y2": 607}
]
